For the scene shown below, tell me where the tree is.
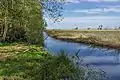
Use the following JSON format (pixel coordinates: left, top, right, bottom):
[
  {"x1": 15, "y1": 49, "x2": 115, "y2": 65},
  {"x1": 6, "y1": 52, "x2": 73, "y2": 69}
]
[
  {"x1": 0, "y1": 0, "x2": 64, "y2": 46},
  {"x1": 87, "y1": 28, "x2": 90, "y2": 30},
  {"x1": 98, "y1": 25, "x2": 103, "y2": 30},
  {"x1": 0, "y1": 0, "x2": 9, "y2": 41},
  {"x1": 42, "y1": 0, "x2": 65, "y2": 22},
  {"x1": 75, "y1": 27, "x2": 78, "y2": 30},
  {"x1": 118, "y1": 27, "x2": 120, "y2": 29}
]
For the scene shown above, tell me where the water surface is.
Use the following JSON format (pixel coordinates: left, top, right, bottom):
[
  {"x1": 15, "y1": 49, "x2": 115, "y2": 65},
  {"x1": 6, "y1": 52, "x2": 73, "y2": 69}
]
[{"x1": 44, "y1": 33, "x2": 120, "y2": 80}]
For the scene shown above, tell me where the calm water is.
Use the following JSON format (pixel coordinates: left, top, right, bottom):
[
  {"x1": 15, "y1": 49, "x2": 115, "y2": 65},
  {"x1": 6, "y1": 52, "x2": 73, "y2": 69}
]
[{"x1": 44, "y1": 33, "x2": 120, "y2": 80}]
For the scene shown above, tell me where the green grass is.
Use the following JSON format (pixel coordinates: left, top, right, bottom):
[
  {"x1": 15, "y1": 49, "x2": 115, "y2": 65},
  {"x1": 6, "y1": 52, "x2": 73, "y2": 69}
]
[
  {"x1": 0, "y1": 42, "x2": 11, "y2": 47},
  {"x1": 0, "y1": 43, "x2": 85, "y2": 80},
  {"x1": 0, "y1": 43, "x2": 49, "y2": 80},
  {"x1": 0, "y1": 43, "x2": 110, "y2": 80}
]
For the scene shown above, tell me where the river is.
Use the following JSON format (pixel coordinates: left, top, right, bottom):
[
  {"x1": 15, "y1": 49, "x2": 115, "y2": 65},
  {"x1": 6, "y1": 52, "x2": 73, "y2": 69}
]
[{"x1": 44, "y1": 32, "x2": 120, "y2": 80}]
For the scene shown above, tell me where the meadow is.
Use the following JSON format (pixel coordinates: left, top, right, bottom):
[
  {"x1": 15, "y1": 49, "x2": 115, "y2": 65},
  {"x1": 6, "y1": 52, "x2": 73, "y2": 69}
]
[
  {"x1": 46, "y1": 30, "x2": 120, "y2": 49},
  {"x1": 0, "y1": 43, "x2": 48, "y2": 80},
  {"x1": 0, "y1": 43, "x2": 86, "y2": 80},
  {"x1": 0, "y1": 43, "x2": 109, "y2": 80}
]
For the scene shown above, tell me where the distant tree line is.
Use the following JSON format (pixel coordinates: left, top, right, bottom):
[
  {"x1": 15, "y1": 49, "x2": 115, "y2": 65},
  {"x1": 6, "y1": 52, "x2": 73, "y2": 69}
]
[{"x1": 87, "y1": 25, "x2": 120, "y2": 30}]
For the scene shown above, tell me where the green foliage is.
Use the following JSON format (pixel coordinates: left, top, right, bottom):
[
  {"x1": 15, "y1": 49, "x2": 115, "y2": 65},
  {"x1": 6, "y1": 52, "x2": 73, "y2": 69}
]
[
  {"x1": 0, "y1": 0, "x2": 65, "y2": 45},
  {"x1": 0, "y1": 0, "x2": 44, "y2": 45},
  {"x1": 0, "y1": 44, "x2": 49, "y2": 80},
  {"x1": 34, "y1": 52, "x2": 85, "y2": 80},
  {"x1": 6, "y1": 26, "x2": 27, "y2": 42},
  {"x1": 0, "y1": 44, "x2": 110, "y2": 80},
  {"x1": 0, "y1": 44, "x2": 84, "y2": 80},
  {"x1": 0, "y1": 42, "x2": 10, "y2": 46}
]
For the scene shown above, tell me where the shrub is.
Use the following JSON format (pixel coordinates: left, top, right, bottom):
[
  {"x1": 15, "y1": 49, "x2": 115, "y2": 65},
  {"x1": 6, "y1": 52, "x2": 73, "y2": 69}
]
[
  {"x1": 6, "y1": 26, "x2": 27, "y2": 42},
  {"x1": 34, "y1": 52, "x2": 85, "y2": 80},
  {"x1": 33, "y1": 52, "x2": 109, "y2": 80}
]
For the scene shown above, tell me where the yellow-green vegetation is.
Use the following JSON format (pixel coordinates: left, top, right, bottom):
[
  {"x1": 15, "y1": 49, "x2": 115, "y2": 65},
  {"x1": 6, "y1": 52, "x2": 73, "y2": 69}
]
[
  {"x1": 46, "y1": 30, "x2": 120, "y2": 49},
  {"x1": 0, "y1": 0, "x2": 45, "y2": 45},
  {"x1": 0, "y1": 0, "x2": 63, "y2": 45},
  {"x1": 0, "y1": 43, "x2": 109, "y2": 80},
  {"x1": 0, "y1": 43, "x2": 49, "y2": 80},
  {"x1": 0, "y1": 43, "x2": 86, "y2": 80}
]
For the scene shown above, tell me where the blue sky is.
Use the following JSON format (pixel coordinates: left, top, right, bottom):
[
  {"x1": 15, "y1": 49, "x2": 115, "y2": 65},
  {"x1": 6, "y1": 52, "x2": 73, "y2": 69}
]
[{"x1": 45, "y1": 0, "x2": 120, "y2": 29}]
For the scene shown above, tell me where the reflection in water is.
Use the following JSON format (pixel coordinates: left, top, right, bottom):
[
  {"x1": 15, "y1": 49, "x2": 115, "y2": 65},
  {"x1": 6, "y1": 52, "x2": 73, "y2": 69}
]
[{"x1": 44, "y1": 32, "x2": 120, "y2": 80}]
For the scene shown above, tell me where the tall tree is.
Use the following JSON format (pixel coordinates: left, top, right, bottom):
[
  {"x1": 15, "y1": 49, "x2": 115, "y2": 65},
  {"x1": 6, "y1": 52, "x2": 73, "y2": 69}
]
[{"x1": 0, "y1": 0, "x2": 64, "y2": 45}]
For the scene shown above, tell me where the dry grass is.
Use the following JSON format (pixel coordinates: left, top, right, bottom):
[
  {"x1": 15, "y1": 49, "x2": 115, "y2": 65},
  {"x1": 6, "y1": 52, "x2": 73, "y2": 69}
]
[
  {"x1": 46, "y1": 30, "x2": 120, "y2": 49},
  {"x1": 0, "y1": 43, "x2": 49, "y2": 80},
  {"x1": 0, "y1": 44, "x2": 44, "y2": 61},
  {"x1": 0, "y1": 44, "x2": 26, "y2": 61}
]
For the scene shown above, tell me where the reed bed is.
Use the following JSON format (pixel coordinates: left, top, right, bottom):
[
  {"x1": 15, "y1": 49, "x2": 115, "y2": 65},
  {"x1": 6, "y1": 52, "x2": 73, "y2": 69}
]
[{"x1": 46, "y1": 30, "x2": 120, "y2": 49}]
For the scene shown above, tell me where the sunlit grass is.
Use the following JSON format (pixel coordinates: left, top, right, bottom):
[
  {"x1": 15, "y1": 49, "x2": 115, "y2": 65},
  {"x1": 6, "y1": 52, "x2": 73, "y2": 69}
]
[
  {"x1": 0, "y1": 43, "x2": 49, "y2": 80},
  {"x1": 0, "y1": 43, "x2": 110, "y2": 80},
  {"x1": 46, "y1": 30, "x2": 120, "y2": 49}
]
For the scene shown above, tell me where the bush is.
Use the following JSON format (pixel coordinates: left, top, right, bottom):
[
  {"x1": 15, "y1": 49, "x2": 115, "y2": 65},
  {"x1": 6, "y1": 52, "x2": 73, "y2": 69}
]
[
  {"x1": 34, "y1": 52, "x2": 85, "y2": 80},
  {"x1": 6, "y1": 26, "x2": 27, "y2": 42},
  {"x1": 32, "y1": 51, "x2": 110, "y2": 80}
]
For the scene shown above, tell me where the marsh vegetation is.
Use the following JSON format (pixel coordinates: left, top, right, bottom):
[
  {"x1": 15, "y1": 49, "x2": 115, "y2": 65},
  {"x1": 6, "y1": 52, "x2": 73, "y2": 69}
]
[{"x1": 46, "y1": 30, "x2": 120, "y2": 49}]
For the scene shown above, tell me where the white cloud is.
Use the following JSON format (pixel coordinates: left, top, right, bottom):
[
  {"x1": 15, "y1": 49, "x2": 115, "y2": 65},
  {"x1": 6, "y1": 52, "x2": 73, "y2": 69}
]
[
  {"x1": 60, "y1": 16, "x2": 120, "y2": 22},
  {"x1": 87, "y1": 0, "x2": 101, "y2": 2},
  {"x1": 46, "y1": 16, "x2": 120, "y2": 29},
  {"x1": 72, "y1": 8, "x2": 104, "y2": 14},
  {"x1": 71, "y1": 6, "x2": 120, "y2": 14},
  {"x1": 65, "y1": 0, "x2": 120, "y2": 3},
  {"x1": 103, "y1": 0, "x2": 119, "y2": 2},
  {"x1": 104, "y1": 8, "x2": 120, "y2": 12},
  {"x1": 106, "y1": 5, "x2": 120, "y2": 8},
  {"x1": 65, "y1": 0, "x2": 80, "y2": 3}
]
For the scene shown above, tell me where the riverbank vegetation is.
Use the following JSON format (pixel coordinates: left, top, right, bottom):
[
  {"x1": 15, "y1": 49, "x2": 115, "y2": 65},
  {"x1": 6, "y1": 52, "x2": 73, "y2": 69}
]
[
  {"x1": 0, "y1": 43, "x2": 47, "y2": 80},
  {"x1": 0, "y1": 43, "x2": 109, "y2": 80},
  {"x1": 0, "y1": 0, "x2": 111, "y2": 80},
  {"x1": 0, "y1": 0, "x2": 88, "y2": 80},
  {"x1": 46, "y1": 30, "x2": 120, "y2": 49},
  {"x1": 1, "y1": 43, "x2": 79, "y2": 80}
]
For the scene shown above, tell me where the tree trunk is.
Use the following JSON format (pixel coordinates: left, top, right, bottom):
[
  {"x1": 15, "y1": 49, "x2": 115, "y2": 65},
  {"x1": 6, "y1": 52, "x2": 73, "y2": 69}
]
[
  {"x1": 2, "y1": 16, "x2": 8, "y2": 42},
  {"x1": 2, "y1": 4, "x2": 8, "y2": 42},
  {"x1": 0, "y1": 25, "x2": 4, "y2": 37}
]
